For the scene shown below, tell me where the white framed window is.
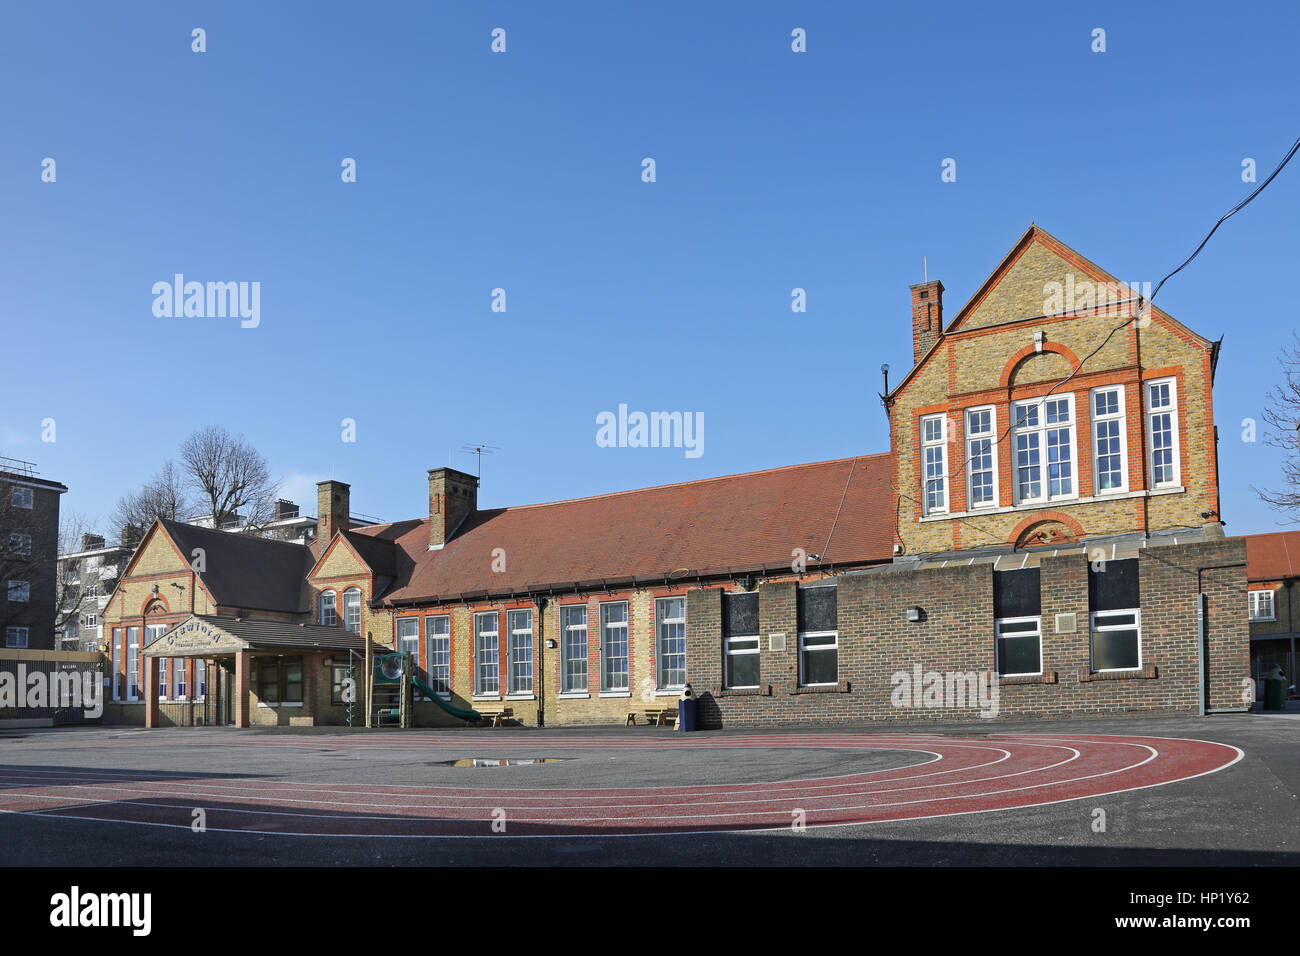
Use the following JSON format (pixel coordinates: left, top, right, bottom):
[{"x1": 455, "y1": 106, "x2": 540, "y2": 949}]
[
  {"x1": 145, "y1": 624, "x2": 167, "y2": 698},
  {"x1": 196, "y1": 659, "x2": 206, "y2": 700},
  {"x1": 723, "y1": 591, "x2": 760, "y2": 690},
  {"x1": 798, "y1": 631, "x2": 838, "y2": 687},
  {"x1": 599, "y1": 601, "x2": 629, "y2": 692},
  {"x1": 507, "y1": 609, "x2": 534, "y2": 695},
  {"x1": 7, "y1": 581, "x2": 30, "y2": 603},
  {"x1": 4, "y1": 627, "x2": 28, "y2": 648},
  {"x1": 1090, "y1": 386, "x2": 1128, "y2": 494},
  {"x1": 396, "y1": 616, "x2": 419, "y2": 674},
  {"x1": 655, "y1": 597, "x2": 686, "y2": 690},
  {"x1": 173, "y1": 658, "x2": 186, "y2": 699},
  {"x1": 1145, "y1": 378, "x2": 1180, "y2": 488},
  {"x1": 725, "y1": 635, "x2": 760, "y2": 689},
  {"x1": 10, "y1": 486, "x2": 33, "y2": 509},
  {"x1": 7, "y1": 534, "x2": 31, "y2": 556},
  {"x1": 995, "y1": 616, "x2": 1042, "y2": 677},
  {"x1": 1249, "y1": 589, "x2": 1276, "y2": 622},
  {"x1": 84, "y1": 613, "x2": 97, "y2": 628},
  {"x1": 1090, "y1": 609, "x2": 1141, "y2": 672},
  {"x1": 342, "y1": 588, "x2": 361, "y2": 634},
  {"x1": 319, "y1": 590, "x2": 337, "y2": 626},
  {"x1": 127, "y1": 626, "x2": 140, "y2": 700},
  {"x1": 920, "y1": 414, "x2": 948, "y2": 514},
  {"x1": 474, "y1": 611, "x2": 500, "y2": 696},
  {"x1": 965, "y1": 406, "x2": 998, "y2": 509},
  {"x1": 425, "y1": 615, "x2": 451, "y2": 695},
  {"x1": 111, "y1": 627, "x2": 122, "y2": 701},
  {"x1": 1012, "y1": 394, "x2": 1076, "y2": 504},
  {"x1": 560, "y1": 605, "x2": 588, "y2": 693},
  {"x1": 798, "y1": 586, "x2": 838, "y2": 687}
]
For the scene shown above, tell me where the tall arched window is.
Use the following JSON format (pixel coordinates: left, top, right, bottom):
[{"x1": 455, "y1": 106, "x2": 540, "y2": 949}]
[
  {"x1": 342, "y1": 588, "x2": 362, "y2": 635},
  {"x1": 319, "y1": 590, "x2": 337, "y2": 626}
]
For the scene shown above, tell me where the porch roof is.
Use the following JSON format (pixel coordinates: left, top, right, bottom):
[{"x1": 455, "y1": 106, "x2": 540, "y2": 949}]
[{"x1": 143, "y1": 614, "x2": 367, "y2": 657}]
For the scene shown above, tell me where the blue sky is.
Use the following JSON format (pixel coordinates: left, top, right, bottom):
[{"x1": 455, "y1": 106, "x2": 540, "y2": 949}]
[{"x1": 1, "y1": 0, "x2": 1297, "y2": 537}]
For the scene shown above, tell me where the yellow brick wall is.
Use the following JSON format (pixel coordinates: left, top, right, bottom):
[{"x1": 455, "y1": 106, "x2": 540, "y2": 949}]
[
  {"x1": 308, "y1": 539, "x2": 374, "y2": 641},
  {"x1": 315, "y1": 542, "x2": 363, "y2": 579},
  {"x1": 103, "y1": 528, "x2": 213, "y2": 624},
  {"x1": 892, "y1": 236, "x2": 1218, "y2": 555},
  {"x1": 541, "y1": 588, "x2": 684, "y2": 726},
  {"x1": 1248, "y1": 582, "x2": 1297, "y2": 636}
]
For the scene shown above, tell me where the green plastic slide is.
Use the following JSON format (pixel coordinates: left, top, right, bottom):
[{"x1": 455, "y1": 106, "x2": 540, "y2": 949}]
[{"x1": 411, "y1": 676, "x2": 482, "y2": 723}]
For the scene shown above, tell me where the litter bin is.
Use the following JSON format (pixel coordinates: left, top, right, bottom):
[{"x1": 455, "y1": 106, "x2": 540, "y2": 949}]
[
  {"x1": 677, "y1": 683, "x2": 698, "y2": 732},
  {"x1": 1264, "y1": 678, "x2": 1287, "y2": 711},
  {"x1": 677, "y1": 696, "x2": 697, "y2": 732}
]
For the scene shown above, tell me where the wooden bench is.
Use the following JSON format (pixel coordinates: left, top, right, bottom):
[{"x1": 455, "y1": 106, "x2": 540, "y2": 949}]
[
  {"x1": 643, "y1": 708, "x2": 678, "y2": 727},
  {"x1": 477, "y1": 707, "x2": 514, "y2": 728}
]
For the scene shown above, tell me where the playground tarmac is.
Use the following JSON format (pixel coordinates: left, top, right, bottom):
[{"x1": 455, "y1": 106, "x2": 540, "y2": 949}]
[{"x1": 0, "y1": 713, "x2": 1296, "y2": 866}]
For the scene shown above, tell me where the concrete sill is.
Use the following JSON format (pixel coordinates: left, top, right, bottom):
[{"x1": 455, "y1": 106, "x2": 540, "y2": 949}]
[
  {"x1": 999, "y1": 672, "x2": 1058, "y2": 686},
  {"x1": 791, "y1": 681, "x2": 852, "y2": 695},
  {"x1": 1078, "y1": 663, "x2": 1158, "y2": 682}
]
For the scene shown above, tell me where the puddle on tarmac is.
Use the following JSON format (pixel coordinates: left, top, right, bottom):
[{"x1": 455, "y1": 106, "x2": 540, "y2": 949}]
[{"x1": 440, "y1": 758, "x2": 570, "y2": 768}]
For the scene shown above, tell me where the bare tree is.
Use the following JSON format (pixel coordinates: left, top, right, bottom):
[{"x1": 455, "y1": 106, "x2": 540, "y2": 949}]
[
  {"x1": 179, "y1": 426, "x2": 279, "y2": 531},
  {"x1": 1258, "y1": 332, "x2": 1300, "y2": 519},
  {"x1": 111, "y1": 460, "x2": 193, "y2": 541},
  {"x1": 53, "y1": 510, "x2": 98, "y2": 647}
]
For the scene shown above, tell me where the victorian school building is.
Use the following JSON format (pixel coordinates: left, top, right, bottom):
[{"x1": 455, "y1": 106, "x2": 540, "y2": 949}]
[{"x1": 98, "y1": 225, "x2": 1250, "y2": 729}]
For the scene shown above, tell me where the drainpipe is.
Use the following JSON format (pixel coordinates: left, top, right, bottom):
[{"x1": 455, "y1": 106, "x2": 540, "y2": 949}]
[
  {"x1": 1195, "y1": 592, "x2": 1207, "y2": 716},
  {"x1": 536, "y1": 597, "x2": 547, "y2": 728}
]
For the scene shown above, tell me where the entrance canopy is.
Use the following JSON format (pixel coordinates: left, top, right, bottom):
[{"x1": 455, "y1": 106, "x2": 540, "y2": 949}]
[{"x1": 143, "y1": 614, "x2": 367, "y2": 658}]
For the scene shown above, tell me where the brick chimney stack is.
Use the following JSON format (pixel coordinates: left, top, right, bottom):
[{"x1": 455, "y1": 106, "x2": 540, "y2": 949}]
[
  {"x1": 316, "y1": 480, "x2": 350, "y2": 544},
  {"x1": 910, "y1": 279, "x2": 944, "y2": 364},
  {"x1": 428, "y1": 467, "x2": 478, "y2": 550}
]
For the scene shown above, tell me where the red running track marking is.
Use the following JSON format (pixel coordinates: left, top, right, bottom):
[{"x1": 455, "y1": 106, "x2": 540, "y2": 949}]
[{"x1": 0, "y1": 733, "x2": 1242, "y2": 838}]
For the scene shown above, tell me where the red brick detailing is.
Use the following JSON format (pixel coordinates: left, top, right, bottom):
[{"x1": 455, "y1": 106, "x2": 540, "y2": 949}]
[
  {"x1": 144, "y1": 658, "x2": 160, "y2": 728},
  {"x1": 1007, "y1": 511, "x2": 1087, "y2": 547},
  {"x1": 998, "y1": 343, "x2": 1082, "y2": 389},
  {"x1": 234, "y1": 651, "x2": 251, "y2": 728},
  {"x1": 912, "y1": 280, "x2": 944, "y2": 364}
]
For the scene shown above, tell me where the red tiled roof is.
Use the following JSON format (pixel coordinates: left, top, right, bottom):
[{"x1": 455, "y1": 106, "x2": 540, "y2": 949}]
[
  {"x1": 1243, "y1": 530, "x2": 1300, "y2": 582},
  {"x1": 353, "y1": 455, "x2": 894, "y2": 604}
]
